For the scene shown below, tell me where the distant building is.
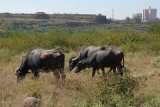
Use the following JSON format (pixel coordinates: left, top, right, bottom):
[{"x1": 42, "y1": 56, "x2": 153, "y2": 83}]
[
  {"x1": 142, "y1": 6, "x2": 157, "y2": 21},
  {"x1": 132, "y1": 13, "x2": 142, "y2": 19}
]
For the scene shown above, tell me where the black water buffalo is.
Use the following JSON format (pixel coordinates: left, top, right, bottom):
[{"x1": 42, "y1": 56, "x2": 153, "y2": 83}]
[
  {"x1": 75, "y1": 49, "x2": 124, "y2": 77},
  {"x1": 69, "y1": 45, "x2": 113, "y2": 72},
  {"x1": 15, "y1": 48, "x2": 66, "y2": 85}
]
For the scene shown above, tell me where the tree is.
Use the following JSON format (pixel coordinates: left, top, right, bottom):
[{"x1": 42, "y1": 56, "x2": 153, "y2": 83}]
[
  {"x1": 34, "y1": 12, "x2": 49, "y2": 19},
  {"x1": 126, "y1": 17, "x2": 130, "y2": 21},
  {"x1": 156, "y1": 18, "x2": 160, "y2": 22},
  {"x1": 115, "y1": 20, "x2": 120, "y2": 24},
  {"x1": 125, "y1": 17, "x2": 131, "y2": 23},
  {"x1": 2, "y1": 13, "x2": 11, "y2": 18},
  {"x1": 147, "y1": 22, "x2": 160, "y2": 34},
  {"x1": 94, "y1": 14, "x2": 109, "y2": 24},
  {"x1": 133, "y1": 16, "x2": 141, "y2": 24}
]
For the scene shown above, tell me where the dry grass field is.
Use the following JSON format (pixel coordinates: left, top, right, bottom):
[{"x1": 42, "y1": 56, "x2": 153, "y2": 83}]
[{"x1": 0, "y1": 50, "x2": 160, "y2": 107}]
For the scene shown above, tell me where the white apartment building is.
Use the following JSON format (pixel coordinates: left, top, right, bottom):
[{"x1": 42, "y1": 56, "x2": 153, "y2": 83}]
[{"x1": 142, "y1": 6, "x2": 157, "y2": 21}]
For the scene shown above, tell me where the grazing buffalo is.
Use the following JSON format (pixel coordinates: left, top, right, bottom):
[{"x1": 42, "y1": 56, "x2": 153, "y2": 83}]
[
  {"x1": 75, "y1": 49, "x2": 124, "y2": 77},
  {"x1": 15, "y1": 48, "x2": 66, "y2": 85},
  {"x1": 69, "y1": 45, "x2": 113, "y2": 71}
]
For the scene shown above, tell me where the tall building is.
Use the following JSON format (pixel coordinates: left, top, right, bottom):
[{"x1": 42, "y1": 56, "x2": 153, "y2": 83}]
[
  {"x1": 142, "y1": 6, "x2": 157, "y2": 21},
  {"x1": 143, "y1": 9, "x2": 148, "y2": 20}
]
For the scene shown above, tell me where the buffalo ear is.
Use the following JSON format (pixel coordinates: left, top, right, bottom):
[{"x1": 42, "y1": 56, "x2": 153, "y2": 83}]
[{"x1": 78, "y1": 61, "x2": 83, "y2": 64}]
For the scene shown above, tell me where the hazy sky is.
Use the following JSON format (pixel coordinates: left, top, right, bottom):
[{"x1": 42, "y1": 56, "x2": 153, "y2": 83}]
[{"x1": 0, "y1": 0, "x2": 159, "y2": 19}]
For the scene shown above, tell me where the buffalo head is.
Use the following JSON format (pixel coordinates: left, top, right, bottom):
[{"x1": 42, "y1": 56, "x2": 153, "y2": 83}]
[
  {"x1": 15, "y1": 60, "x2": 30, "y2": 82},
  {"x1": 15, "y1": 69, "x2": 31, "y2": 82},
  {"x1": 69, "y1": 53, "x2": 80, "y2": 71},
  {"x1": 74, "y1": 61, "x2": 86, "y2": 73}
]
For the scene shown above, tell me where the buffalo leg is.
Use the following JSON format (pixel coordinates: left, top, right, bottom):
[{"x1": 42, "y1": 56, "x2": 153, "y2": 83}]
[
  {"x1": 96, "y1": 70, "x2": 100, "y2": 75},
  {"x1": 59, "y1": 69, "x2": 66, "y2": 86},
  {"x1": 101, "y1": 68, "x2": 105, "y2": 76},
  {"x1": 32, "y1": 69, "x2": 39, "y2": 78},
  {"x1": 117, "y1": 66, "x2": 123, "y2": 76},
  {"x1": 92, "y1": 68, "x2": 96, "y2": 77},
  {"x1": 107, "y1": 68, "x2": 113, "y2": 74},
  {"x1": 53, "y1": 70, "x2": 60, "y2": 84},
  {"x1": 113, "y1": 67, "x2": 117, "y2": 75}
]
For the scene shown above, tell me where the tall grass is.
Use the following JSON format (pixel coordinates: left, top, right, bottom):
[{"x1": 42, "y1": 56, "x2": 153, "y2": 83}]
[{"x1": 0, "y1": 29, "x2": 160, "y2": 56}]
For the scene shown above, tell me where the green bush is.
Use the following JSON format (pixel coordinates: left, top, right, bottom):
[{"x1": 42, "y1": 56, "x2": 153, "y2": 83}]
[
  {"x1": 98, "y1": 71, "x2": 139, "y2": 106},
  {"x1": 147, "y1": 22, "x2": 160, "y2": 34},
  {"x1": 0, "y1": 29, "x2": 160, "y2": 56}
]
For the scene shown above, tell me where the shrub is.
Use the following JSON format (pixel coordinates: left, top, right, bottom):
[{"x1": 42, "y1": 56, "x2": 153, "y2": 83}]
[
  {"x1": 151, "y1": 56, "x2": 160, "y2": 68},
  {"x1": 98, "y1": 70, "x2": 139, "y2": 106},
  {"x1": 147, "y1": 22, "x2": 160, "y2": 34}
]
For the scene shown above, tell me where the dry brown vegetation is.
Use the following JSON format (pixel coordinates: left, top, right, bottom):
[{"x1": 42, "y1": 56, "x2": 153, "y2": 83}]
[
  {"x1": 1, "y1": 14, "x2": 94, "y2": 25},
  {"x1": 0, "y1": 51, "x2": 160, "y2": 107}
]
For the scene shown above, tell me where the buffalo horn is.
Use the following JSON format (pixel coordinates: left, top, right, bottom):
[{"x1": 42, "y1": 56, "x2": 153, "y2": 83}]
[{"x1": 72, "y1": 53, "x2": 80, "y2": 61}]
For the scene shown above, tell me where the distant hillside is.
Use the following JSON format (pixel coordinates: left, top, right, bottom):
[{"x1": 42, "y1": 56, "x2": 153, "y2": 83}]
[
  {"x1": 0, "y1": 13, "x2": 150, "y2": 33},
  {"x1": 0, "y1": 13, "x2": 95, "y2": 24}
]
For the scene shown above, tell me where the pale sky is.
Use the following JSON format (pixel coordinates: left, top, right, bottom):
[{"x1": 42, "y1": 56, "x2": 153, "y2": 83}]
[{"x1": 0, "y1": 0, "x2": 159, "y2": 19}]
